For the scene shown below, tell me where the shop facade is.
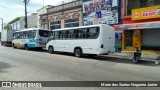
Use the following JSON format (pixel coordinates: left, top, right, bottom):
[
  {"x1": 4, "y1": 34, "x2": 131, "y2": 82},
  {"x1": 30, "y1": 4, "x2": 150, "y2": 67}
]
[
  {"x1": 40, "y1": 0, "x2": 82, "y2": 30},
  {"x1": 114, "y1": 25, "x2": 122, "y2": 52},
  {"x1": 119, "y1": 3, "x2": 160, "y2": 53}
]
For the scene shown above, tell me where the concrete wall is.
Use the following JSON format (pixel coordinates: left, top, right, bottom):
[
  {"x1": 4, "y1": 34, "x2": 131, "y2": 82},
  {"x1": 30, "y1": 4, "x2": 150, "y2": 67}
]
[{"x1": 20, "y1": 13, "x2": 37, "y2": 30}]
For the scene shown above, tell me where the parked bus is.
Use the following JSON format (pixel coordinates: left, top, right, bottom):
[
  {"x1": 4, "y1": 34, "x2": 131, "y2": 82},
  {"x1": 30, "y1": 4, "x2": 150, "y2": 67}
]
[
  {"x1": 12, "y1": 28, "x2": 50, "y2": 50},
  {"x1": 46, "y1": 24, "x2": 115, "y2": 57}
]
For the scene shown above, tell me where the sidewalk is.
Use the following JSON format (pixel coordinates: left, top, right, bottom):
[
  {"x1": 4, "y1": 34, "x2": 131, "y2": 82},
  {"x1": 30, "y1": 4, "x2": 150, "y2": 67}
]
[{"x1": 109, "y1": 52, "x2": 160, "y2": 63}]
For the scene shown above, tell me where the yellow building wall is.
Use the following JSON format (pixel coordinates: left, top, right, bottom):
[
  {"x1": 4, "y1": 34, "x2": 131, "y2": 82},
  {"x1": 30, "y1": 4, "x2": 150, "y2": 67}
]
[
  {"x1": 133, "y1": 30, "x2": 142, "y2": 50},
  {"x1": 122, "y1": 30, "x2": 142, "y2": 51}
]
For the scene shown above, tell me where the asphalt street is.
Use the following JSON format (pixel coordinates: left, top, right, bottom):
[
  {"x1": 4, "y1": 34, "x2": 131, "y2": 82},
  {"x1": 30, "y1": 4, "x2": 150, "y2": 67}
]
[{"x1": 0, "y1": 45, "x2": 160, "y2": 90}]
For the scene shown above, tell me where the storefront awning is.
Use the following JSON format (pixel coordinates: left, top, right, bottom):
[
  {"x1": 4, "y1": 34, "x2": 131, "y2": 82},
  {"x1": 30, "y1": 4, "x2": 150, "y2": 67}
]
[
  {"x1": 119, "y1": 21, "x2": 160, "y2": 30},
  {"x1": 113, "y1": 25, "x2": 121, "y2": 30}
]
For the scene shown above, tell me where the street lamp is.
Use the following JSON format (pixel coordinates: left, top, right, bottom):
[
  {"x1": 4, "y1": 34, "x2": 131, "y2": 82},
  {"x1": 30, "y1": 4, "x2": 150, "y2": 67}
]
[{"x1": 0, "y1": 18, "x2": 3, "y2": 31}]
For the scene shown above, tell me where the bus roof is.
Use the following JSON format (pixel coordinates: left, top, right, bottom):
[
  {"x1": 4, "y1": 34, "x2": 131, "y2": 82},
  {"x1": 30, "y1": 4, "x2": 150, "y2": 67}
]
[
  {"x1": 51, "y1": 24, "x2": 111, "y2": 31},
  {"x1": 15, "y1": 28, "x2": 49, "y2": 32}
]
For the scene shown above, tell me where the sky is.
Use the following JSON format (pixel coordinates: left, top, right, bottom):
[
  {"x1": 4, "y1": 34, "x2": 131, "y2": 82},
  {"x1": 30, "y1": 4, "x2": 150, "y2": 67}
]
[{"x1": 0, "y1": 0, "x2": 73, "y2": 31}]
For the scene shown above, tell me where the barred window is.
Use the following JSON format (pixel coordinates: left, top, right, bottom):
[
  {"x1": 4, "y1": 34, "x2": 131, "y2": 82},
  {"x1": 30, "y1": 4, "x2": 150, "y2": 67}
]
[
  {"x1": 50, "y1": 21, "x2": 61, "y2": 30},
  {"x1": 65, "y1": 19, "x2": 79, "y2": 28}
]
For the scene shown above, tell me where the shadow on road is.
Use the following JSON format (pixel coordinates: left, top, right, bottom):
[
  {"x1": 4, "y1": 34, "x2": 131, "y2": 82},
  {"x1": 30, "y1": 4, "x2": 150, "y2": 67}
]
[
  {"x1": 0, "y1": 62, "x2": 14, "y2": 73},
  {"x1": 91, "y1": 56, "x2": 159, "y2": 66},
  {"x1": 14, "y1": 48, "x2": 160, "y2": 67}
]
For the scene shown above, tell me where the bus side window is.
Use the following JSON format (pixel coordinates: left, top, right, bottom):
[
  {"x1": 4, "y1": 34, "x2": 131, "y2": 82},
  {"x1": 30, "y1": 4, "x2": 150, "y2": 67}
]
[
  {"x1": 32, "y1": 30, "x2": 36, "y2": 38},
  {"x1": 68, "y1": 30, "x2": 73, "y2": 39},
  {"x1": 25, "y1": 31, "x2": 28, "y2": 39},
  {"x1": 52, "y1": 31, "x2": 55, "y2": 40},
  {"x1": 76, "y1": 29, "x2": 79, "y2": 38},
  {"x1": 22, "y1": 32, "x2": 24, "y2": 39},
  {"x1": 17, "y1": 32, "x2": 20, "y2": 39},
  {"x1": 28, "y1": 31, "x2": 32, "y2": 38},
  {"x1": 15, "y1": 33, "x2": 18, "y2": 39},
  {"x1": 54, "y1": 31, "x2": 58, "y2": 40},
  {"x1": 57, "y1": 31, "x2": 61, "y2": 39},
  {"x1": 81, "y1": 28, "x2": 88, "y2": 39},
  {"x1": 65, "y1": 30, "x2": 69, "y2": 39},
  {"x1": 58, "y1": 31, "x2": 61, "y2": 39},
  {"x1": 73, "y1": 29, "x2": 79, "y2": 38},
  {"x1": 78, "y1": 29, "x2": 84, "y2": 39},
  {"x1": 95, "y1": 27, "x2": 99, "y2": 38},
  {"x1": 13, "y1": 33, "x2": 16, "y2": 39},
  {"x1": 89, "y1": 27, "x2": 99, "y2": 39},
  {"x1": 60, "y1": 31, "x2": 62, "y2": 39},
  {"x1": 60, "y1": 31, "x2": 67, "y2": 39}
]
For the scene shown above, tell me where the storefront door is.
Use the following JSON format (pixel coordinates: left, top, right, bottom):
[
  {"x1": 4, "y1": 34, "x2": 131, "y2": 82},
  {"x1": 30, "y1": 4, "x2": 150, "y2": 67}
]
[{"x1": 124, "y1": 30, "x2": 133, "y2": 50}]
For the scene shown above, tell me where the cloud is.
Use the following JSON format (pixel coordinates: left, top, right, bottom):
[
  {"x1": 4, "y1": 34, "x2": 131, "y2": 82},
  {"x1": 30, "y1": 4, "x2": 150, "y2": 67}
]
[{"x1": 0, "y1": 0, "x2": 78, "y2": 31}]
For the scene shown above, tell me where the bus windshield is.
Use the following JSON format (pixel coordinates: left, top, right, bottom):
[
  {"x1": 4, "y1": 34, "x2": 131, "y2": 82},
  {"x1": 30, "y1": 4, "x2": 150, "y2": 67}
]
[{"x1": 39, "y1": 30, "x2": 50, "y2": 37}]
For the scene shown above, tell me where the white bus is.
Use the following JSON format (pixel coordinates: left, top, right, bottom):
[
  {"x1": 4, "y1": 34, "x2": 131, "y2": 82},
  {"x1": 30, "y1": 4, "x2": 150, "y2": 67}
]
[
  {"x1": 12, "y1": 28, "x2": 50, "y2": 50},
  {"x1": 46, "y1": 24, "x2": 115, "y2": 57}
]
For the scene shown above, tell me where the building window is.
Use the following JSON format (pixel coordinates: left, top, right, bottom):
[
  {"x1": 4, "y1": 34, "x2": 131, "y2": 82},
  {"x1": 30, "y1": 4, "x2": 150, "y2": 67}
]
[
  {"x1": 42, "y1": 18, "x2": 47, "y2": 23},
  {"x1": 50, "y1": 21, "x2": 61, "y2": 30},
  {"x1": 154, "y1": 0, "x2": 160, "y2": 5},
  {"x1": 17, "y1": 21, "x2": 20, "y2": 30},
  {"x1": 65, "y1": 18, "x2": 79, "y2": 28}
]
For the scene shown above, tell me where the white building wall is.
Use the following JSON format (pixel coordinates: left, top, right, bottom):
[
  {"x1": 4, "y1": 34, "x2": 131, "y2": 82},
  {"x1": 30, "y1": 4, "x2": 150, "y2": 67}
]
[
  {"x1": 37, "y1": 5, "x2": 52, "y2": 28},
  {"x1": 20, "y1": 13, "x2": 37, "y2": 30}
]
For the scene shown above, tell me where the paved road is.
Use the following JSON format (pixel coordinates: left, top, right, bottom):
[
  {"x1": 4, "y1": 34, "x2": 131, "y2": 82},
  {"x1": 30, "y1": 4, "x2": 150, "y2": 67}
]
[{"x1": 0, "y1": 45, "x2": 160, "y2": 90}]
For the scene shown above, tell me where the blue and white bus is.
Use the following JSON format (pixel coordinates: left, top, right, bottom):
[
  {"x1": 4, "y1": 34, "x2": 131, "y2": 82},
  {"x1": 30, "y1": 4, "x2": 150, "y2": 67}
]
[{"x1": 12, "y1": 28, "x2": 50, "y2": 50}]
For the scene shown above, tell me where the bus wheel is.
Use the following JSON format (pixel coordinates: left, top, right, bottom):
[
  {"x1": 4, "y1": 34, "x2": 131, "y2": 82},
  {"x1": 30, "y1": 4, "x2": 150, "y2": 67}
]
[
  {"x1": 74, "y1": 48, "x2": 83, "y2": 57},
  {"x1": 1, "y1": 42, "x2": 3, "y2": 46},
  {"x1": 48, "y1": 46, "x2": 54, "y2": 53},
  {"x1": 25, "y1": 44, "x2": 29, "y2": 50},
  {"x1": 13, "y1": 44, "x2": 16, "y2": 49}
]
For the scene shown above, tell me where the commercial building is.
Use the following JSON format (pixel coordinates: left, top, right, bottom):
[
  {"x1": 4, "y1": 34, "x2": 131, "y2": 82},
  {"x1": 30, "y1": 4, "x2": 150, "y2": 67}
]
[
  {"x1": 4, "y1": 17, "x2": 21, "y2": 30},
  {"x1": 37, "y1": 5, "x2": 53, "y2": 28},
  {"x1": 40, "y1": 0, "x2": 82, "y2": 30},
  {"x1": 115, "y1": 0, "x2": 160, "y2": 53},
  {"x1": 4, "y1": 13, "x2": 37, "y2": 30}
]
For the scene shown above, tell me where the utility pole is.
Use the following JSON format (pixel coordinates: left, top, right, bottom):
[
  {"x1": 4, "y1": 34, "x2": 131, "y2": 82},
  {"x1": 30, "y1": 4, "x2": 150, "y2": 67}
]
[{"x1": 23, "y1": 0, "x2": 30, "y2": 29}]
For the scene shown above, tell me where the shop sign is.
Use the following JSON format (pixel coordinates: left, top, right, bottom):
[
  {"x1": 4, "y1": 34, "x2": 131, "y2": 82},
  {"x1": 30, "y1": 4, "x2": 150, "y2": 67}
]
[
  {"x1": 120, "y1": 22, "x2": 160, "y2": 30},
  {"x1": 132, "y1": 5, "x2": 160, "y2": 20},
  {"x1": 82, "y1": 0, "x2": 119, "y2": 25}
]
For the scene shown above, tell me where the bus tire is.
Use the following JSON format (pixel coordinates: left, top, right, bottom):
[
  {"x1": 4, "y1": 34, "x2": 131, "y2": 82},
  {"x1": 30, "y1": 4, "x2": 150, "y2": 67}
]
[
  {"x1": 48, "y1": 46, "x2": 54, "y2": 54},
  {"x1": 1, "y1": 42, "x2": 3, "y2": 46},
  {"x1": 13, "y1": 44, "x2": 16, "y2": 48},
  {"x1": 74, "y1": 48, "x2": 83, "y2": 57},
  {"x1": 25, "y1": 44, "x2": 29, "y2": 50}
]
